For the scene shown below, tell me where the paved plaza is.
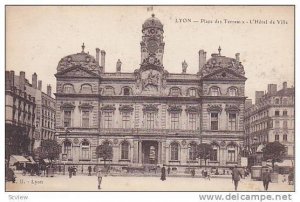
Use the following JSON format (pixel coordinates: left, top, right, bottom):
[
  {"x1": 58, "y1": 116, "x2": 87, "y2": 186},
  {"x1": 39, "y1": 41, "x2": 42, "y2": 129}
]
[{"x1": 6, "y1": 173, "x2": 293, "y2": 192}]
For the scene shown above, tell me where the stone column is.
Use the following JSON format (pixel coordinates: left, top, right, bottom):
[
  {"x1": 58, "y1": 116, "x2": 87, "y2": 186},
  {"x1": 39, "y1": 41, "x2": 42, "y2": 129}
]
[
  {"x1": 163, "y1": 141, "x2": 167, "y2": 164},
  {"x1": 138, "y1": 141, "x2": 142, "y2": 164},
  {"x1": 157, "y1": 141, "x2": 161, "y2": 164}
]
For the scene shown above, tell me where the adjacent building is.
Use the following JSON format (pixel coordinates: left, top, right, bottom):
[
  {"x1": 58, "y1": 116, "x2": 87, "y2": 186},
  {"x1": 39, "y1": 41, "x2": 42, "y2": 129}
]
[
  {"x1": 55, "y1": 14, "x2": 247, "y2": 170},
  {"x1": 5, "y1": 71, "x2": 36, "y2": 158},
  {"x1": 244, "y1": 82, "x2": 295, "y2": 160},
  {"x1": 5, "y1": 70, "x2": 56, "y2": 159}
]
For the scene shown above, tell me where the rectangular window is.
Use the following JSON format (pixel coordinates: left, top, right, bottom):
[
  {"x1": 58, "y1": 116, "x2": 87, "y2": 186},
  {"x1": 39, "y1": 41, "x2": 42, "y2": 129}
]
[
  {"x1": 82, "y1": 110, "x2": 90, "y2": 128},
  {"x1": 228, "y1": 150, "x2": 235, "y2": 162},
  {"x1": 283, "y1": 120, "x2": 288, "y2": 129},
  {"x1": 171, "y1": 113, "x2": 179, "y2": 130},
  {"x1": 189, "y1": 113, "x2": 197, "y2": 130},
  {"x1": 210, "y1": 149, "x2": 218, "y2": 161},
  {"x1": 104, "y1": 112, "x2": 113, "y2": 128},
  {"x1": 122, "y1": 112, "x2": 130, "y2": 129},
  {"x1": 146, "y1": 113, "x2": 155, "y2": 129},
  {"x1": 275, "y1": 120, "x2": 280, "y2": 128},
  {"x1": 283, "y1": 111, "x2": 288, "y2": 116},
  {"x1": 81, "y1": 147, "x2": 90, "y2": 160},
  {"x1": 228, "y1": 113, "x2": 237, "y2": 130},
  {"x1": 275, "y1": 134, "x2": 279, "y2": 141},
  {"x1": 283, "y1": 134, "x2": 287, "y2": 141},
  {"x1": 63, "y1": 110, "x2": 71, "y2": 127},
  {"x1": 275, "y1": 110, "x2": 280, "y2": 116},
  {"x1": 211, "y1": 113, "x2": 218, "y2": 130}
]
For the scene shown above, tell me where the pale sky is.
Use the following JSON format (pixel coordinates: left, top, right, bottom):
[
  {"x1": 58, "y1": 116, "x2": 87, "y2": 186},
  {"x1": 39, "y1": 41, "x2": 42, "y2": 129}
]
[{"x1": 6, "y1": 6, "x2": 294, "y2": 100}]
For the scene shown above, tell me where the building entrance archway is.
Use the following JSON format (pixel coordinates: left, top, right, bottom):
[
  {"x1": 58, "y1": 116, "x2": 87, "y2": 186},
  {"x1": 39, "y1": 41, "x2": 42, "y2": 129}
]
[{"x1": 142, "y1": 141, "x2": 158, "y2": 164}]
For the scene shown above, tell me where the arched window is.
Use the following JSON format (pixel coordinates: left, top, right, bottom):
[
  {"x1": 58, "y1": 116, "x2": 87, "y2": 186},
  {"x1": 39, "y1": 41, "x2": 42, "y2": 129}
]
[
  {"x1": 170, "y1": 142, "x2": 179, "y2": 161},
  {"x1": 63, "y1": 140, "x2": 72, "y2": 160},
  {"x1": 188, "y1": 142, "x2": 197, "y2": 160},
  {"x1": 105, "y1": 86, "x2": 115, "y2": 95},
  {"x1": 80, "y1": 84, "x2": 92, "y2": 94},
  {"x1": 169, "y1": 87, "x2": 181, "y2": 96},
  {"x1": 121, "y1": 141, "x2": 129, "y2": 160},
  {"x1": 81, "y1": 140, "x2": 90, "y2": 160},
  {"x1": 63, "y1": 84, "x2": 74, "y2": 93},
  {"x1": 210, "y1": 87, "x2": 220, "y2": 96}
]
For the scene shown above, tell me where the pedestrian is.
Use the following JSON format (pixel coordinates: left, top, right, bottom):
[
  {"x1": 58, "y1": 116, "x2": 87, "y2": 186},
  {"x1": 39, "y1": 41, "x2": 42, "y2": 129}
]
[
  {"x1": 167, "y1": 167, "x2": 171, "y2": 175},
  {"x1": 160, "y1": 165, "x2": 166, "y2": 181},
  {"x1": 191, "y1": 169, "x2": 195, "y2": 177},
  {"x1": 232, "y1": 165, "x2": 243, "y2": 191},
  {"x1": 88, "y1": 166, "x2": 92, "y2": 176},
  {"x1": 68, "y1": 166, "x2": 72, "y2": 178},
  {"x1": 97, "y1": 169, "x2": 103, "y2": 190},
  {"x1": 262, "y1": 169, "x2": 271, "y2": 191}
]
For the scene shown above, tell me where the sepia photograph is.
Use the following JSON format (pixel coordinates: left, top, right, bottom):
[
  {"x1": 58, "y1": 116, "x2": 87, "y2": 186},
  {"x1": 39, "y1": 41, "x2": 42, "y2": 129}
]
[{"x1": 5, "y1": 5, "x2": 295, "y2": 192}]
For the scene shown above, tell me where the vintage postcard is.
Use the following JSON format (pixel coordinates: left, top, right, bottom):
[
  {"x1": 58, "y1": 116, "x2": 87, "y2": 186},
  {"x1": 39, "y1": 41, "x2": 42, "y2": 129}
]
[{"x1": 5, "y1": 5, "x2": 294, "y2": 192}]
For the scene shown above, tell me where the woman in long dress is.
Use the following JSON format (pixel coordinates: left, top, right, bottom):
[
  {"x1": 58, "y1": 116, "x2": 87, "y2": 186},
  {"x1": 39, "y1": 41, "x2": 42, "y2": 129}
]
[{"x1": 160, "y1": 165, "x2": 166, "y2": 181}]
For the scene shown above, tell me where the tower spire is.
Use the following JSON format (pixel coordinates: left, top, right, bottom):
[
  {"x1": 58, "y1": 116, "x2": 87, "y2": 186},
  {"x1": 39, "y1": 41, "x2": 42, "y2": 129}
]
[{"x1": 218, "y1": 46, "x2": 221, "y2": 56}]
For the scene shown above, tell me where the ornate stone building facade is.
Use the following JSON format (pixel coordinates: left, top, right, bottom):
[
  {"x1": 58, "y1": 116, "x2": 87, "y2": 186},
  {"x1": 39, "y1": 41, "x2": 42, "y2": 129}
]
[{"x1": 55, "y1": 15, "x2": 247, "y2": 169}]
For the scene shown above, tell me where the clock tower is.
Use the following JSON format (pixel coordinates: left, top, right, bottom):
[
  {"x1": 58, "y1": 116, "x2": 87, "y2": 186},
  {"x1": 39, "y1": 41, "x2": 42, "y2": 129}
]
[{"x1": 140, "y1": 14, "x2": 165, "y2": 67}]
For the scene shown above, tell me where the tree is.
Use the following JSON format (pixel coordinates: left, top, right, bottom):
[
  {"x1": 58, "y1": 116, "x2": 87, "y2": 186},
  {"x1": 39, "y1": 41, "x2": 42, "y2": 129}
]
[
  {"x1": 262, "y1": 141, "x2": 286, "y2": 170},
  {"x1": 197, "y1": 143, "x2": 213, "y2": 166},
  {"x1": 34, "y1": 139, "x2": 61, "y2": 163},
  {"x1": 96, "y1": 142, "x2": 113, "y2": 167}
]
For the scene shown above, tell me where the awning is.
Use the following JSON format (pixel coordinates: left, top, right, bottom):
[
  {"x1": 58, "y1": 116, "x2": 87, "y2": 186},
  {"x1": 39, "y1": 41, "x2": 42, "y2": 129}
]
[
  {"x1": 275, "y1": 160, "x2": 294, "y2": 167},
  {"x1": 43, "y1": 159, "x2": 50, "y2": 163},
  {"x1": 256, "y1": 144, "x2": 265, "y2": 153},
  {"x1": 28, "y1": 156, "x2": 36, "y2": 164},
  {"x1": 9, "y1": 155, "x2": 29, "y2": 165}
]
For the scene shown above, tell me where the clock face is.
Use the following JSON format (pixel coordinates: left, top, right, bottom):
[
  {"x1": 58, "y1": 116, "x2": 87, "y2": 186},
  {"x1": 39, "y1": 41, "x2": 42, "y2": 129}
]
[{"x1": 147, "y1": 40, "x2": 158, "y2": 53}]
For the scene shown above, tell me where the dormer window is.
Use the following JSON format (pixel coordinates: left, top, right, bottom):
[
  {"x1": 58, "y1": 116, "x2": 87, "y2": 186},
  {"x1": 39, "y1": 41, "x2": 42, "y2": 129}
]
[
  {"x1": 210, "y1": 87, "x2": 220, "y2": 96},
  {"x1": 63, "y1": 84, "x2": 74, "y2": 94},
  {"x1": 228, "y1": 88, "x2": 238, "y2": 96},
  {"x1": 80, "y1": 84, "x2": 92, "y2": 94}
]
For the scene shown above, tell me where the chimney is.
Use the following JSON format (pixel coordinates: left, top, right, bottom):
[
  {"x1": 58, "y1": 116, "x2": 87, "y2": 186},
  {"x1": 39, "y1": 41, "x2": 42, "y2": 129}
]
[
  {"x1": 5, "y1": 71, "x2": 11, "y2": 90},
  {"x1": 10, "y1": 71, "x2": 15, "y2": 87},
  {"x1": 245, "y1": 99, "x2": 253, "y2": 109},
  {"x1": 283, "y1": 81, "x2": 287, "y2": 90},
  {"x1": 116, "y1": 59, "x2": 122, "y2": 72},
  {"x1": 96, "y1": 48, "x2": 100, "y2": 65},
  {"x1": 235, "y1": 53, "x2": 240, "y2": 63},
  {"x1": 267, "y1": 84, "x2": 277, "y2": 95},
  {"x1": 38, "y1": 80, "x2": 42, "y2": 91},
  {"x1": 198, "y1": 50, "x2": 206, "y2": 73},
  {"x1": 101, "y1": 50, "x2": 106, "y2": 72},
  {"x1": 32, "y1": 72, "x2": 37, "y2": 89},
  {"x1": 255, "y1": 91, "x2": 264, "y2": 104},
  {"x1": 47, "y1": 85, "x2": 52, "y2": 96},
  {"x1": 19, "y1": 71, "x2": 26, "y2": 91},
  {"x1": 182, "y1": 60, "x2": 188, "y2": 74}
]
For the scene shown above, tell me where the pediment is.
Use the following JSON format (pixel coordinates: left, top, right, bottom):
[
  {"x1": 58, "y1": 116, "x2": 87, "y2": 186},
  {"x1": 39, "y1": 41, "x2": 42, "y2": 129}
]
[
  {"x1": 202, "y1": 68, "x2": 246, "y2": 81},
  {"x1": 55, "y1": 66, "x2": 99, "y2": 78}
]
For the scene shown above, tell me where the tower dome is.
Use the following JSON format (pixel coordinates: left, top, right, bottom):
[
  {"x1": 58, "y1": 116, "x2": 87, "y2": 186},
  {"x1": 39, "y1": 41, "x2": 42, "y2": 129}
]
[
  {"x1": 142, "y1": 14, "x2": 163, "y2": 31},
  {"x1": 57, "y1": 43, "x2": 99, "y2": 73}
]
